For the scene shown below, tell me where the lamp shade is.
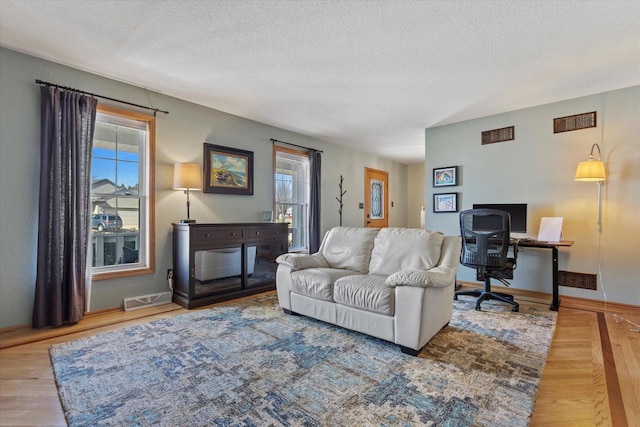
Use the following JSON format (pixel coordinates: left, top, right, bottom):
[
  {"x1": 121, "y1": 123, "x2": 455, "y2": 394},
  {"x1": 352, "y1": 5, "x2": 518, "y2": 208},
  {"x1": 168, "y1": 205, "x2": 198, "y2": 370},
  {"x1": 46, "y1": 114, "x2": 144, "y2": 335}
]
[
  {"x1": 173, "y1": 163, "x2": 202, "y2": 190},
  {"x1": 574, "y1": 159, "x2": 606, "y2": 181}
]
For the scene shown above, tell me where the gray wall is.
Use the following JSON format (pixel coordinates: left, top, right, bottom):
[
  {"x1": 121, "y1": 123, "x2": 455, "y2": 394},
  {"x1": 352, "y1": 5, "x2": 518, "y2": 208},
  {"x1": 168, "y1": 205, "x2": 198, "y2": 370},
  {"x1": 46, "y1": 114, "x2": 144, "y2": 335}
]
[
  {"x1": 0, "y1": 48, "x2": 408, "y2": 328},
  {"x1": 406, "y1": 163, "x2": 425, "y2": 228},
  {"x1": 424, "y1": 86, "x2": 640, "y2": 305}
]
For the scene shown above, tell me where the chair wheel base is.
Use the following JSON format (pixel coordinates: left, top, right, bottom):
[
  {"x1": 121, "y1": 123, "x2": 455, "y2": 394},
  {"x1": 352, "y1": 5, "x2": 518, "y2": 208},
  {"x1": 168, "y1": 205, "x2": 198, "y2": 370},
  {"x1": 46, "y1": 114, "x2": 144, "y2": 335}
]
[{"x1": 455, "y1": 289, "x2": 519, "y2": 313}]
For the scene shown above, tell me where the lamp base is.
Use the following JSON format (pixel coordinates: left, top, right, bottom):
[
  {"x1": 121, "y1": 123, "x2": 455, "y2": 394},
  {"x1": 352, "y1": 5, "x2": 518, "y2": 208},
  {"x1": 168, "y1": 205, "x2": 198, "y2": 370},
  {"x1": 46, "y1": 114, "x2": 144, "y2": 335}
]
[{"x1": 180, "y1": 219, "x2": 196, "y2": 224}]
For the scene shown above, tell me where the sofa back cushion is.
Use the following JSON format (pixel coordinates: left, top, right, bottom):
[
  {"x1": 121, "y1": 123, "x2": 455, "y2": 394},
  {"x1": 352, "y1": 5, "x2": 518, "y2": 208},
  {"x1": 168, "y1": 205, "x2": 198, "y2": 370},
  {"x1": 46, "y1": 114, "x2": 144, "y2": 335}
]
[
  {"x1": 368, "y1": 228, "x2": 444, "y2": 276},
  {"x1": 319, "y1": 227, "x2": 380, "y2": 273}
]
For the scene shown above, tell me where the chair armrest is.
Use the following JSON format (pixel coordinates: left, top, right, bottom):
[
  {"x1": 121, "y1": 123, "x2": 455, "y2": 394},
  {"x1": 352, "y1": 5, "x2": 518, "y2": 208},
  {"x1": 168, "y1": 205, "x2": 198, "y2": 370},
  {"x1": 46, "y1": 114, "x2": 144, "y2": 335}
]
[
  {"x1": 275, "y1": 253, "x2": 329, "y2": 271},
  {"x1": 385, "y1": 265, "x2": 458, "y2": 288}
]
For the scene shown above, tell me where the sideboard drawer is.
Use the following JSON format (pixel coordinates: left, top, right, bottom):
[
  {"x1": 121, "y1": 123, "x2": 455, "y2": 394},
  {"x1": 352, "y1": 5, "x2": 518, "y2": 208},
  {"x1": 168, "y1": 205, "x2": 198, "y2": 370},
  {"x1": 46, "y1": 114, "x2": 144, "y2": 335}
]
[
  {"x1": 247, "y1": 225, "x2": 286, "y2": 241},
  {"x1": 193, "y1": 227, "x2": 244, "y2": 244}
]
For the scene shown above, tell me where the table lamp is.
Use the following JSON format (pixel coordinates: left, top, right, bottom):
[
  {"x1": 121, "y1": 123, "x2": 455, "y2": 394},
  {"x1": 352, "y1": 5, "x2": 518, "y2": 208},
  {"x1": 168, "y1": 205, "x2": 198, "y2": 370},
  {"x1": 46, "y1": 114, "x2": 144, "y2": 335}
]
[{"x1": 173, "y1": 162, "x2": 202, "y2": 223}]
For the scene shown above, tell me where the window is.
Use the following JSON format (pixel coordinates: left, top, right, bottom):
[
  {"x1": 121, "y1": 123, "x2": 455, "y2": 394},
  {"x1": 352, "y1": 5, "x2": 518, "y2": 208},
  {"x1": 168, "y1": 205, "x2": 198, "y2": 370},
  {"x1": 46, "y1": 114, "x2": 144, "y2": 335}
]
[
  {"x1": 274, "y1": 147, "x2": 309, "y2": 252},
  {"x1": 91, "y1": 105, "x2": 155, "y2": 279}
]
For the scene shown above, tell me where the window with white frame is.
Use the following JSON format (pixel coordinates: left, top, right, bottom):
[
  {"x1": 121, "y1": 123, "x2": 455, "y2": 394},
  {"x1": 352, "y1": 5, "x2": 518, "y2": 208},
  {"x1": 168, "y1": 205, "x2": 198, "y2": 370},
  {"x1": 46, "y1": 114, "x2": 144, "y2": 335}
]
[
  {"x1": 91, "y1": 105, "x2": 155, "y2": 279},
  {"x1": 274, "y1": 147, "x2": 309, "y2": 252}
]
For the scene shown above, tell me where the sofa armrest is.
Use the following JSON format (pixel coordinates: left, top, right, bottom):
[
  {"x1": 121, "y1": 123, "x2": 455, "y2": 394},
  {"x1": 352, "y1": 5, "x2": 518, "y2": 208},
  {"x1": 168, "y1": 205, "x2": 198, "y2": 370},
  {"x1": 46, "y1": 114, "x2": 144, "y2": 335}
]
[
  {"x1": 386, "y1": 235, "x2": 461, "y2": 288},
  {"x1": 275, "y1": 253, "x2": 329, "y2": 271},
  {"x1": 385, "y1": 265, "x2": 457, "y2": 288}
]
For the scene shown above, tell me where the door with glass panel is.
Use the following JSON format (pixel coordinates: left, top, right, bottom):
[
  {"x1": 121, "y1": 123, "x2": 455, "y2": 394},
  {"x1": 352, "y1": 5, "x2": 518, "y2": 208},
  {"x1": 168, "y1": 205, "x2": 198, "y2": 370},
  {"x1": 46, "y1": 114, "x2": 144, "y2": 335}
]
[{"x1": 364, "y1": 167, "x2": 388, "y2": 228}]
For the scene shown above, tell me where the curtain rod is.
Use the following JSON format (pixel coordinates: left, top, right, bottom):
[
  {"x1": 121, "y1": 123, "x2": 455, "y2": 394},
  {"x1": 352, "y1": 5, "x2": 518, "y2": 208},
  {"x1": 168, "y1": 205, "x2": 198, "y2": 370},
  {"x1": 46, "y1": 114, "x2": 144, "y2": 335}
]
[
  {"x1": 270, "y1": 138, "x2": 323, "y2": 153},
  {"x1": 35, "y1": 79, "x2": 169, "y2": 116}
]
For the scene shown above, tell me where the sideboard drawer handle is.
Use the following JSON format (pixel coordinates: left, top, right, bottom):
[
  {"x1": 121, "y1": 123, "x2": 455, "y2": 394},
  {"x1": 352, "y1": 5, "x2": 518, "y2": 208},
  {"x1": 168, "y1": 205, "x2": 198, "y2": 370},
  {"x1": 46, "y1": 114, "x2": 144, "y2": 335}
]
[
  {"x1": 205, "y1": 233, "x2": 210, "y2": 237},
  {"x1": 256, "y1": 231, "x2": 260, "y2": 236},
  {"x1": 231, "y1": 232, "x2": 236, "y2": 236}
]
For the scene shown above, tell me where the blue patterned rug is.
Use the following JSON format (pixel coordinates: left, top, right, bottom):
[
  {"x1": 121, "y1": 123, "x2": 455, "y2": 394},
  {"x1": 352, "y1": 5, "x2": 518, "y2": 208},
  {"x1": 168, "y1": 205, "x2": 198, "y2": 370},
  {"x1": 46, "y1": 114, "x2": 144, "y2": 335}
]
[{"x1": 50, "y1": 293, "x2": 556, "y2": 426}]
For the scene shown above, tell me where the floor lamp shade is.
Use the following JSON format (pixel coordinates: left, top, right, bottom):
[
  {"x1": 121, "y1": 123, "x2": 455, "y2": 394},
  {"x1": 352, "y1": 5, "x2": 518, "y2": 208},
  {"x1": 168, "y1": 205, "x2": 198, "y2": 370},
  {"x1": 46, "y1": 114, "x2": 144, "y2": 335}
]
[
  {"x1": 574, "y1": 143, "x2": 606, "y2": 181},
  {"x1": 173, "y1": 162, "x2": 202, "y2": 190},
  {"x1": 574, "y1": 159, "x2": 606, "y2": 181}
]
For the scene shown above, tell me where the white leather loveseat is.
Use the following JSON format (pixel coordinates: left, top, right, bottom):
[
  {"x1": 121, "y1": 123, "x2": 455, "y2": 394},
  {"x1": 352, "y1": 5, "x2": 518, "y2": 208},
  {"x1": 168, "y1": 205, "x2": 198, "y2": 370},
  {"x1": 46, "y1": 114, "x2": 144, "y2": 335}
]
[{"x1": 275, "y1": 227, "x2": 461, "y2": 355}]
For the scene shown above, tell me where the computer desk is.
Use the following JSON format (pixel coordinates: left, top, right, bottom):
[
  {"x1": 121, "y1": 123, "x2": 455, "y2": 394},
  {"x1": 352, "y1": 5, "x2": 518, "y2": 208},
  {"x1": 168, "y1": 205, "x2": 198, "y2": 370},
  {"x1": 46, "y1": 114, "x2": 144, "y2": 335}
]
[{"x1": 515, "y1": 239, "x2": 574, "y2": 311}]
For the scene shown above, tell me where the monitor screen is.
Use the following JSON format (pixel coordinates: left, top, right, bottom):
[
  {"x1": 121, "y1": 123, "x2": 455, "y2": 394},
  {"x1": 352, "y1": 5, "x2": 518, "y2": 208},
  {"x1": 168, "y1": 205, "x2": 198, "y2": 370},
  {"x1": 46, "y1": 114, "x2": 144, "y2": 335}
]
[{"x1": 472, "y1": 203, "x2": 527, "y2": 233}]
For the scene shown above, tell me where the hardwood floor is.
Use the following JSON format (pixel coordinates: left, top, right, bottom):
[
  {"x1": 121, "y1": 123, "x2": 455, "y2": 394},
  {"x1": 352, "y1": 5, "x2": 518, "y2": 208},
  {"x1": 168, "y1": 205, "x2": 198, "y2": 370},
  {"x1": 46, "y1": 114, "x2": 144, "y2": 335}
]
[
  {"x1": 0, "y1": 291, "x2": 638, "y2": 426},
  {"x1": 530, "y1": 301, "x2": 639, "y2": 427}
]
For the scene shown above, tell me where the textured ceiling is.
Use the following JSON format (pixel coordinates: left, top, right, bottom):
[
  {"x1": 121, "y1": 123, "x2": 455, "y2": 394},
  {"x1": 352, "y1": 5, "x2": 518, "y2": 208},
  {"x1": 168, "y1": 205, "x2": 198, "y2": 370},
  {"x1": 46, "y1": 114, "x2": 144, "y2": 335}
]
[{"x1": 1, "y1": 0, "x2": 638, "y2": 164}]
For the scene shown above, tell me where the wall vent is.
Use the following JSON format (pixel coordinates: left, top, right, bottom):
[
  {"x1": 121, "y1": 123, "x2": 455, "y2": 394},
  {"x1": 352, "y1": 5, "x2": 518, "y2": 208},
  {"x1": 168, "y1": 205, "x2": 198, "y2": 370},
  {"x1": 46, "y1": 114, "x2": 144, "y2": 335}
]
[
  {"x1": 124, "y1": 291, "x2": 172, "y2": 311},
  {"x1": 553, "y1": 111, "x2": 596, "y2": 133},
  {"x1": 558, "y1": 270, "x2": 597, "y2": 290},
  {"x1": 481, "y1": 126, "x2": 514, "y2": 145}
]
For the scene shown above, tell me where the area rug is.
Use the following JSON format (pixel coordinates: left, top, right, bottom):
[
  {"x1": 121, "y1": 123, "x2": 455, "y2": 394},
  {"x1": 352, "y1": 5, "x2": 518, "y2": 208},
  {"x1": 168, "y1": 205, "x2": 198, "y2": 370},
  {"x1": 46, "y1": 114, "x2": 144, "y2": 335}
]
[{"x1": 50, "y1": 294, "x2": 557, "y2": 426}]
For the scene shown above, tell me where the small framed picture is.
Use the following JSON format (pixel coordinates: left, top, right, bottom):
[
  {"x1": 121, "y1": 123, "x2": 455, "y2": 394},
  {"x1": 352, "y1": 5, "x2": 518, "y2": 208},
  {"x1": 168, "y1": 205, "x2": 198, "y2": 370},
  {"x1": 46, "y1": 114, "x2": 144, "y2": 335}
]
[
  {"x1": 433, "y1": 166, "x2": 458, "y2": 187},
  {"x1": 203, "y1": 143, "x2": 254, "y2": 195},
  {"x1": 433, "y1": 193, "x2": 459, "y2": 213}
]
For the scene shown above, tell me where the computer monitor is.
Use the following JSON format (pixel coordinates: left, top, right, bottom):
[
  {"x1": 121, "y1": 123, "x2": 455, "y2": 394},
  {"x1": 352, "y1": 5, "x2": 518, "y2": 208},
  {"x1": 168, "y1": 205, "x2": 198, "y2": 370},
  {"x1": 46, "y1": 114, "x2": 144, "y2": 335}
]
[{"x1": 472, "y1": 203, "x2": 528, "y2": 233}]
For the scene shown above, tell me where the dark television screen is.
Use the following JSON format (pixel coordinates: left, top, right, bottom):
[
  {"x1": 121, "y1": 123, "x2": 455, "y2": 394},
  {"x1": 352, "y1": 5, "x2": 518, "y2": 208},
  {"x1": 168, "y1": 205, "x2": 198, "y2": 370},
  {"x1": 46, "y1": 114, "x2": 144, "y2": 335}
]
[{"x1": 472, "y1": 203, "x2": 528, "y2": 233}]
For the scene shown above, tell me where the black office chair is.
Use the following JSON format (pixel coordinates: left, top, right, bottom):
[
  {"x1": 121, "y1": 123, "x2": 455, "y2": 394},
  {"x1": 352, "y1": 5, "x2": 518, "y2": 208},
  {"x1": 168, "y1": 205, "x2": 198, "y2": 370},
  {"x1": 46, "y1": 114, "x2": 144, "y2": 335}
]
[{"x1": 454, "y1": 209, "x2": 519, "y2": 312}]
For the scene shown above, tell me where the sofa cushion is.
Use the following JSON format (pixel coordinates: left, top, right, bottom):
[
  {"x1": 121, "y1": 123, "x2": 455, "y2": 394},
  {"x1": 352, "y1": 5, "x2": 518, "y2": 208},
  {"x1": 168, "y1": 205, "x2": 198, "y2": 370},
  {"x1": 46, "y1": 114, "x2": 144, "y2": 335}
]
[
  {"x1": 369, "y1": 228, "x2": 444, "y2": 276},
  {"x1": 290, "y1": 268, "x2": 362, "y2": 302},
  {"x1": 319, "y1": 227, "x2": 380, "y2": 273},
  {"x1": 334, "y1": 274, "x2": 395, "y2": 316}
]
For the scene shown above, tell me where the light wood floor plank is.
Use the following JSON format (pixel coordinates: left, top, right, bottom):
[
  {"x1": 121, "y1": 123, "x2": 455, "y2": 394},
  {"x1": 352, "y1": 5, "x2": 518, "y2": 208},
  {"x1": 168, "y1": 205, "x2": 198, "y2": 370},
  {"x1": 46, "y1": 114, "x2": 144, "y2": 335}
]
[{"x1": 592, "y1": 312, "x2": 611, "y2": 427}]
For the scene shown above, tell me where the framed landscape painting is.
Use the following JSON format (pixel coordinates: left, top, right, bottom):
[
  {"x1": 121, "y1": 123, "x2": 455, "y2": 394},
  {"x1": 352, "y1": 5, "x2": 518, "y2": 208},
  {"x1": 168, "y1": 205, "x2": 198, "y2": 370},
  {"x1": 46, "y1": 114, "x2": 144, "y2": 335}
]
[
  {"x1": 433, "y1": 193, "x2": 459, "y2": 213},
  {"x1": 433, "y1": 166, "x2": 458, "y2": 187},
  {"x1": 203, "y1": 144, "x2": 254, "y2": 195}
]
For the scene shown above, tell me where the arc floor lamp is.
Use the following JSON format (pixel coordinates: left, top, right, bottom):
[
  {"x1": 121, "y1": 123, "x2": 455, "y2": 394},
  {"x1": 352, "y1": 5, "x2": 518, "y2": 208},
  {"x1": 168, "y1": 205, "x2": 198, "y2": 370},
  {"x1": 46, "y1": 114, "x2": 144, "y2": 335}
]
[{"x1": 574, "y1": 143, "x2": 606, "y2": 231}]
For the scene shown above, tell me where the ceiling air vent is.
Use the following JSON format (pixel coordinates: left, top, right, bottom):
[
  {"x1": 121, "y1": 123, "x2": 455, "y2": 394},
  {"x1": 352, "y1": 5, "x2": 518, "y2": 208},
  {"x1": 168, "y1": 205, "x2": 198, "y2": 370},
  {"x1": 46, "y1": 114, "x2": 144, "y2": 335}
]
[
  {"x1": 553, "y1": 111, "x2": 596, "y2": 133},
  {"x1": 481, "y1": 126, "x2": 514, "y2": 145}
]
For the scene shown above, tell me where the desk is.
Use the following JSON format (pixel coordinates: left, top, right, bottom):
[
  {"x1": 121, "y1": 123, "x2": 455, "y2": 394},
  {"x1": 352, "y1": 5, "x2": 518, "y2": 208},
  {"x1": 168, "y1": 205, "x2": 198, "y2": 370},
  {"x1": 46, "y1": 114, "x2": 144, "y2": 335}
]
[{"x1": 515, "y1": 240, "x2": 574, "y2": 311}]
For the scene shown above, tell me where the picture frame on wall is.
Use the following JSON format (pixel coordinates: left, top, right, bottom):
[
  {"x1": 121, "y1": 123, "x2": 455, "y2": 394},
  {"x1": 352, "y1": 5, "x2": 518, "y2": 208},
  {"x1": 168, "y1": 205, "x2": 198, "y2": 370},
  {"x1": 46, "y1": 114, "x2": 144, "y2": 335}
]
[
  {"x1": 433, "y1": 193, "x2": 459, "y2": 213},
  {"x1": 433, "y1": 166, "x2": 458, "y2": 187},
  {"x1": 203, "y1": 143, "x2": 254, "y2": 195}
]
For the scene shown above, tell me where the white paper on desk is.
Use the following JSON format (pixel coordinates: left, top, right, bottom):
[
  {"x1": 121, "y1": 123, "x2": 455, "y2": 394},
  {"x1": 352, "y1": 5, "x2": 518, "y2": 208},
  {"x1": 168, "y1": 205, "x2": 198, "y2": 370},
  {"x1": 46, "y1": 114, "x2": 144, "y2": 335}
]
[{"x1": 538, "y1": 217, "x2": 563, "y2": 242}]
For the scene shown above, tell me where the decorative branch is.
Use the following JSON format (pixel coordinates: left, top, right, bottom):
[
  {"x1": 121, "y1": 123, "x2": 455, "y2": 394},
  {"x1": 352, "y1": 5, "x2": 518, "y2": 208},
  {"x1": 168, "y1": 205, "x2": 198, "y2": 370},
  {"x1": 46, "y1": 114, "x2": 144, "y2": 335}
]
[{"x1": 335, "y1": 175, "x2": 346, "y2": 226}]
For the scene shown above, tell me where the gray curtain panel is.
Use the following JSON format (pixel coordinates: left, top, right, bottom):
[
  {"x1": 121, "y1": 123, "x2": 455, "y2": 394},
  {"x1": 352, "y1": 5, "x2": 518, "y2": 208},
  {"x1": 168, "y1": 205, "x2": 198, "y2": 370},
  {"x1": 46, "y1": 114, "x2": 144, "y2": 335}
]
[
  {"x1": 308, "y1": 149, "x2": 321, "y2": 254},
  {"x1": 33, "y1": 87, "x2": 97, "y2": 328}
]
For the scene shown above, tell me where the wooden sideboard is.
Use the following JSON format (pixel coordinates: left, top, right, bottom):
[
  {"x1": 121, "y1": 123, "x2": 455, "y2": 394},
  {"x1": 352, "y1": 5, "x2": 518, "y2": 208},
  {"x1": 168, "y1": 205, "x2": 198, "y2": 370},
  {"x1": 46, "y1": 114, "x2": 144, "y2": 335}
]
[{"x1": 172, "y1": 222, "x2": 288, "y2": 309}]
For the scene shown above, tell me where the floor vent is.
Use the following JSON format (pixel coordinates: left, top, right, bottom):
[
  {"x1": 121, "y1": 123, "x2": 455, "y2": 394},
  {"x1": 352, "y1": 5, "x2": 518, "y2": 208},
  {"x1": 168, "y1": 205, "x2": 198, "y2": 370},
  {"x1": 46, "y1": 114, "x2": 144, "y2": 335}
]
[
  {"x1": 124, "y1": 291, "x2": 172, "y2": 311},
  {"x1": 558, "y1": 270, "x2": 597, "y2": 290}
]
